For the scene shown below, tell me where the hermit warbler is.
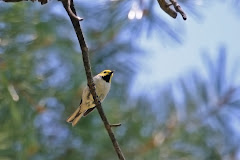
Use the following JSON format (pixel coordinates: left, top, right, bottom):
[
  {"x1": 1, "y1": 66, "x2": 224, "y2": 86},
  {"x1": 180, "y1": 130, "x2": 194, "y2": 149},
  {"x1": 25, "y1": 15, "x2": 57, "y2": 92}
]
[{"x1": 67, "y1": 70, "x2": 114, "y2": 126}]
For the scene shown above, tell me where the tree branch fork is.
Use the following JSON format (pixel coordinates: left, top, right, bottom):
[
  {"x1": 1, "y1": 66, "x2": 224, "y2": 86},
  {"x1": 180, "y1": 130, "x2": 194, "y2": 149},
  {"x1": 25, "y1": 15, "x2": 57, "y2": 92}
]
[{"x1": 157, "y1": 0, "x2": 187, "y2": 20}]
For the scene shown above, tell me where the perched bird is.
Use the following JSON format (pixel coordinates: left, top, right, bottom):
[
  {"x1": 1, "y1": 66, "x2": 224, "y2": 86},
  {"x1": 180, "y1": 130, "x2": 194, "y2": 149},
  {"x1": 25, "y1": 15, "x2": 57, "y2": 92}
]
[{"x1": 67, "y1": 69, "x2": 114, "y2": 126}]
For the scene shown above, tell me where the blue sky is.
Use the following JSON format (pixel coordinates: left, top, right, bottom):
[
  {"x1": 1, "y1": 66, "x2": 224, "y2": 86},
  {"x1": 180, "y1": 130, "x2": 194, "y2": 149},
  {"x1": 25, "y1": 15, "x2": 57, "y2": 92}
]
[{"x1": 131, "y1": 1, "x2": 240, "y2": 96}]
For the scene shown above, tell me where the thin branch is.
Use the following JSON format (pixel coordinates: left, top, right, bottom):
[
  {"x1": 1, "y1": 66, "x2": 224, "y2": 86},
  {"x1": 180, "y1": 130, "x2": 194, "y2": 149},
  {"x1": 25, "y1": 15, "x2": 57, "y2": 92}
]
[
  {"x1": 110, "y1": 123, "x2": 122, "y2": 127},
  {"x1": 66, "y1": 0, "x2": 83, "y2": 21},
  {"x1": 169, "y1": 0, "x2": 187, "y2": 20},
  {"x1": 157, "y1": 0, "x2": 177, "y2": 19},
  {"x1": 3, "y1": 0, "x2": 48, "y2": 5},
  {"x1": 157, "y1": 0, "x2": 187, "y2": 20},
  {"x1": 61, "y1": 0, "x2": 125, "y2": 159}
]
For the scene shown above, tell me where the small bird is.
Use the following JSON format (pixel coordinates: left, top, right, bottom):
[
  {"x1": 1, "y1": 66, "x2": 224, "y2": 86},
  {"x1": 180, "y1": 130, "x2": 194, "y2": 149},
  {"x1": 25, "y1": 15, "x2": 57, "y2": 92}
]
[{"x1": 67, "y1": 69, "x2": 114, "y2": 126}]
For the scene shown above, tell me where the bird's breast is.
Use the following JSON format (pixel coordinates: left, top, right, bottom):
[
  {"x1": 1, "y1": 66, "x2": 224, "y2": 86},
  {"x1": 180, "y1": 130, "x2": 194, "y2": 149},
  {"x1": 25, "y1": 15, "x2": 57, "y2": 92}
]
[{"x1": 95, "y1": 79, "x2": 111, "y2": 101}]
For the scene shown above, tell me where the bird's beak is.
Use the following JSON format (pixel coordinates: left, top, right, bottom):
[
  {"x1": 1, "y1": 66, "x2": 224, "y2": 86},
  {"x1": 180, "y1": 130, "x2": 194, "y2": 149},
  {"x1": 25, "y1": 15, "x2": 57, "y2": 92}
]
[{"x1": 111, "y1": 70, "x2": 115, "y2": 74}]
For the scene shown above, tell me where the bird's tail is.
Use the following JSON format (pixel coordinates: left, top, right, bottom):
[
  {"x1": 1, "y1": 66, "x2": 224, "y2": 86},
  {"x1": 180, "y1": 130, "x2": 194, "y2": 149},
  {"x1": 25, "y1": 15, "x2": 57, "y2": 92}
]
[{"x1": 66, "y1": 106, "x2": 84, "y2": 126}]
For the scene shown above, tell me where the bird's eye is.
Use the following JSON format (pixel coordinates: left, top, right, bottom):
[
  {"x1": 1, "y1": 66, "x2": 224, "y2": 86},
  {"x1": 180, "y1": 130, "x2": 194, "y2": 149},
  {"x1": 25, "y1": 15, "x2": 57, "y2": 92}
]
[{"x1": 104, "y1": 72, "x2": 106, "y2": 73}]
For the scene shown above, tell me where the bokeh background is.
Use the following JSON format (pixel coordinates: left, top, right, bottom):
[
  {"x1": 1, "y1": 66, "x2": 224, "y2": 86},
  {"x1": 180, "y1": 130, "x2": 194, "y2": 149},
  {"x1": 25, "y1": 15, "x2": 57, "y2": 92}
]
[{"x1": 1, "y1": 0, "x2": 240, "y2": 159}]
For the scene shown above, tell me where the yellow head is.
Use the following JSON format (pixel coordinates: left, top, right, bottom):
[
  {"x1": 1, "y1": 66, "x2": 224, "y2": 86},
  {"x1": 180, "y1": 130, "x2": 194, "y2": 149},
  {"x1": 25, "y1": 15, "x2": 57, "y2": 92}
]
[{"x1": 98, "y1": 70, "x2": 114, "y2": 83}]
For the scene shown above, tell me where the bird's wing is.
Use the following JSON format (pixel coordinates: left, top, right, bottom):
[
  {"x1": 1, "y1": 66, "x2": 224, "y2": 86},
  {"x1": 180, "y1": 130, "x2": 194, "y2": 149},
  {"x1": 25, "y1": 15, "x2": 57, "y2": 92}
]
[{"x1": 83, "y1": 107, "x2": 96, "y2": 117}]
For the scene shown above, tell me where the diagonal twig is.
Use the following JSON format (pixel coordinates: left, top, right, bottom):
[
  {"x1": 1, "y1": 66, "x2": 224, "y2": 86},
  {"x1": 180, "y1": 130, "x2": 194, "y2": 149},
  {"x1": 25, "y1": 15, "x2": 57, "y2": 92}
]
[{"x1": 61, "y1": 0, "x2": 125, "y2": 159}]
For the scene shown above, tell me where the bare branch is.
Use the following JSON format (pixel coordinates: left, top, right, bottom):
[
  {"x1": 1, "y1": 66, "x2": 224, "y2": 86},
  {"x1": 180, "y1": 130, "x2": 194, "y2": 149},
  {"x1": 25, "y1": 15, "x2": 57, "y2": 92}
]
[
  {"x1": 66, "y1": 0, "x2": 83, "y2": 21},
  {"x1": 157, "y1": 0, "x2": 177, "y2": 19},
  {"x1": 3, "y1": 0, "x2": 48, "y2": 5},
  {"x1": 169, "y1": 0, "x2": 187, "y2": 20},
  {"x1": 61, "y1": 0, "x2": 125, "y2": 159},
  {"x1": 110, "y1": 123, "x2": 122, "y2": 127},
  {"x1": 157, "y1": 0, "x2": 187, "y2": 20}
]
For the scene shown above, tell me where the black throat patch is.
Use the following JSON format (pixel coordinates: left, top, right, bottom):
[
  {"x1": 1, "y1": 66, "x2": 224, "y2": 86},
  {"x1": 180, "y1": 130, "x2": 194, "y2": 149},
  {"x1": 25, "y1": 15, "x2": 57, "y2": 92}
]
[{"x1": 102, "y1": 74, "x2": 112, "y2": 83}]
